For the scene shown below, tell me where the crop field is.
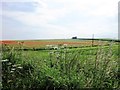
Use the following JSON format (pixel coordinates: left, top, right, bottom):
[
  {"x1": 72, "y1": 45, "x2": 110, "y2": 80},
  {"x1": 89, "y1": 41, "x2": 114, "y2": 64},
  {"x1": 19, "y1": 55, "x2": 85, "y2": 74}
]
[
  {"x1": 1, "y1": 39, "x2": 120, "y2": 89},
  {"x1": 0, "y1": 39, "x2": 109, "y2": 49}
]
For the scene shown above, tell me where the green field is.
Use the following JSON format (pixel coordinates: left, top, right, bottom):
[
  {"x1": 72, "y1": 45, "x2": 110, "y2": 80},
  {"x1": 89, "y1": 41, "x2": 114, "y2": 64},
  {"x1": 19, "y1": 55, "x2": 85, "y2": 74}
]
[{"x1": 1, "y1": 40, "x2": 120, "y2": 89}]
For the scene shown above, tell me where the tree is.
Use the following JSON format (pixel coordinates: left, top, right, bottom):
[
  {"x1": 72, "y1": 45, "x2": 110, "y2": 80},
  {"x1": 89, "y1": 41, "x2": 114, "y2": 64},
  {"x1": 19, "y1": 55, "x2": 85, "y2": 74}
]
[{"x1": 72, "y1": 36, "x2": 77, "y2": 39}]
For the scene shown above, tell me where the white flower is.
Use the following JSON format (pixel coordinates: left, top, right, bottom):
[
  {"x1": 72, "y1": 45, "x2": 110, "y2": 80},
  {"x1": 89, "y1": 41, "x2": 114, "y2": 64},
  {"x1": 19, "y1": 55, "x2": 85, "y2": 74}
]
[
  {"x1": 10, "y1": 71, "x2": 14, "y2": 73},
  {"x1": 12, "y1": 65, "x2": 17, "y2": 67},
  {"x1": 53, "y1": 46, "x2": 58, "y2": 50},
  {"x1": 1, "y1": 59, "x2": 9, "y2": 62},
  {"x1": 17, "y1": 67, "x2": 23, "y2": 69},
  {"x1": 11, "y1": 68, "x2": 15, "y2": 71},
  {"x1": 46, "y1": 45, "x2": 53, "y2": 48},
  {"x1": 12, "y1": 64, "x2": 21, "y2": 67}
]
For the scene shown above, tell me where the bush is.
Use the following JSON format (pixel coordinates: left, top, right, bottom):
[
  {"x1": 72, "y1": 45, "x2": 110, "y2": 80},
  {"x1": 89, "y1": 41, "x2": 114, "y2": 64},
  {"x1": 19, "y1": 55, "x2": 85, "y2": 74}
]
[{"x1": 1, "y1": 43, "x2": 119, "y2": 89}]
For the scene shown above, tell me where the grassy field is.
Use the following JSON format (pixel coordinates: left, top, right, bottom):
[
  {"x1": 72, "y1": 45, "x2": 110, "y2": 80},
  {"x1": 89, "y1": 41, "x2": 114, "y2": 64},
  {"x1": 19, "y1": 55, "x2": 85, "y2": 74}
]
[{"x1": 1, "y1": 40, "x2": 120, "y2": 89}]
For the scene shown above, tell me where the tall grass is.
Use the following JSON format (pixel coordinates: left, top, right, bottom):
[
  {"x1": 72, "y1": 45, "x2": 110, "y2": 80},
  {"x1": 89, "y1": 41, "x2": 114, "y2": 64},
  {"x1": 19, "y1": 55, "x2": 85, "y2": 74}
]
[{"x1": 1, "y1": 43, "x2": 119, "y2": 89}]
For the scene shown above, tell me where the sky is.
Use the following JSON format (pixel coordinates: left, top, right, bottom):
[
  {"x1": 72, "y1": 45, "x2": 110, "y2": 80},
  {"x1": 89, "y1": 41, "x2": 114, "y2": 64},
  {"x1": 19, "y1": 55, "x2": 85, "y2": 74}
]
[{"x1": 0, "y1": 0, "x2": 119, "y2": 40}]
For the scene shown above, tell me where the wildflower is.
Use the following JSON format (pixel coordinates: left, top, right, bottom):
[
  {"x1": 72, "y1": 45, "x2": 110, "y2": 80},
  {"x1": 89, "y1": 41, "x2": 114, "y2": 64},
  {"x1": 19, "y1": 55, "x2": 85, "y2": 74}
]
[
  {"x1": 1, "y1": 59, "x2": 9, "y2": 62},
  {"x1": 12, "y1": 64, "x2": 21, "y2": 67},
  {"x1": 11, "y1": 68, "x2": 15, "y2": 71},
  {"x1": 10, "y1": 71, "x2": 14, "y2": 73},
  {"x1": 17, "y1": 67, "x2": 23, "y2": 69},
  {"x1": 46, "y1": 45, "x2": 53, "y2": 49},
  {"x1": 8, "y1": 80, "x2": 12, "y2": 83},
  {"x1": 53, "y1": 46, "x2": 58, "y2": 50},
  {"x1": 12, "y1": 65, "x2": 17, "y2": 67}
]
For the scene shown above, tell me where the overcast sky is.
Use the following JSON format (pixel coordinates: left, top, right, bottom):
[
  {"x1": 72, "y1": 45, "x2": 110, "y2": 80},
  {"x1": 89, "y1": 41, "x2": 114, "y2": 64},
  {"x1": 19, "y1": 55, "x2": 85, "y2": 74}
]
[{"x1": 0, "y1": 0, "x2": 119, "y2": 40}]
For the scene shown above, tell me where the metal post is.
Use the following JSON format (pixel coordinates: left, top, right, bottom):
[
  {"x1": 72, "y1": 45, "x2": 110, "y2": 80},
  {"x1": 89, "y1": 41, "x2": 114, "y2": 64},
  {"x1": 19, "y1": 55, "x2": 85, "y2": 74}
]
[{"x1": 92, "y1": 34, "x2": 94, "y2": 47}]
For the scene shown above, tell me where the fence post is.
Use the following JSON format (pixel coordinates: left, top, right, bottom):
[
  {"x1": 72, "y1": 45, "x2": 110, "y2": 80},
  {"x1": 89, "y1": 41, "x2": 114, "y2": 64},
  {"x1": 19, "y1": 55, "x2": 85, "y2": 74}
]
[{"x1": 92, "y1": 34, "x2": 94, "y2": 47}]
